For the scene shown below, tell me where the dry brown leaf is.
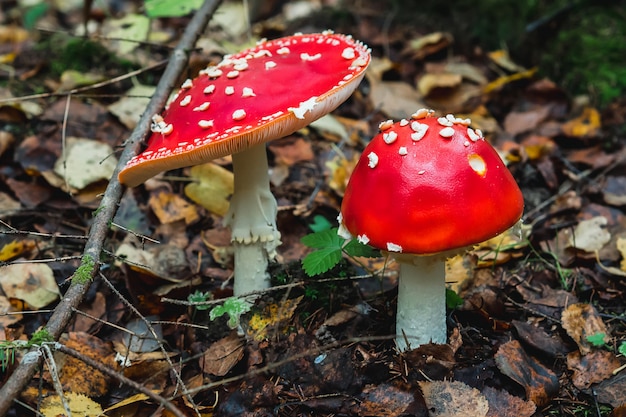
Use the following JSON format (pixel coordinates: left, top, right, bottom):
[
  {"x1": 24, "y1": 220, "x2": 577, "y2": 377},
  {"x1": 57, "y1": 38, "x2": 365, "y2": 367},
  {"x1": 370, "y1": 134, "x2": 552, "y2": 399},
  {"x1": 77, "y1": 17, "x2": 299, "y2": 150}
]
[
  {"x1": 325, "y1": 153, "x2": 359, "y2": 197},
  {"x1": 420, "y1": 380, "x2": 489, "y2": 417},
  {"x1": 567, "y1": 349, "x2": 621, "y2": 389},
  {"x1": 357, "y1": 382, "x2": 426, "y2": 416},
  {"x1": 503, "y1": 106, "x2": 552, "y2": 136},
  {"x1": 200, "y1": 332, "x2": 245, "y2": 376},
  {"x1": 561, "y1": 303, "x2": 610, "y2": 354},
  {"x1": 495, "y1": 340, "x2": 559, "y2": 407},
  {"x1": 417, "y1": 72, "x2": 463, "y2": 97},
  {"x1": 268, "y1": 136, "x2": 314, "y2": 166},
  {"x1": 149, "y1": 190, "x2": 200, "y2": 225},
  {"x1": 55, "y1": 332, "x2": 115, "y2": 397},
  {"x1": 368, "y1": 79, "x2": 427, "y2": 119},
  {"x1": 406, "y1": 32, "x2": 454, "y2": 60},
  {"x1": 482, "y1": 385, "x2": 537, "y2": 417}
]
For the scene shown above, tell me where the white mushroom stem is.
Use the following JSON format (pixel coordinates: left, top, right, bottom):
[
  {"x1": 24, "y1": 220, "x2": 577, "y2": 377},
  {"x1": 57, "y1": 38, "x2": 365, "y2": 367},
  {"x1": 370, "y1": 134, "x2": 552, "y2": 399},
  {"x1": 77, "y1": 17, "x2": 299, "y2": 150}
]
[
  {"x1": 225, "y1": 144, "x2": 281, "y2": 296},
  {"x1": 394, "y1": 253, "x2": 447, "y2": 350}
]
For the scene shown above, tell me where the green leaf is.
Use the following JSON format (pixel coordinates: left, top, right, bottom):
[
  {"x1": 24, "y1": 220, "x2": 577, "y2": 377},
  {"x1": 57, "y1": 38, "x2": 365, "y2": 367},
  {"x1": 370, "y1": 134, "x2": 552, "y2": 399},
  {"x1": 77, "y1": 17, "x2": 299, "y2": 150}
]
[
  {"x1": 301, "y1": 228, "x2": 344, "y2": 250},
  {"x1": 144, "y1": 0, "x2": 204, "y2": 18},
  {"x1": 445, "y1": 288, "x2": 464, "y2": 309},
  {"x1": 343, "y1": 239, "x2": 380, "y2": 258},
  {"x1": 618, "y1": 341, "x2": 626, "y2": 356},
  {"x1": 586, "y1": 332, "x2": 607, "y2": 347},
  {"x1": 209, "y1": 297, "x2": 253, "y2": 329},
  {"x1": 302, "y1": 247, "x2": 343, "y2": 276},
  {"x1": 308, "y1": 215, "x2": 333, "y2": 233},
  {"x1": 188, "y1": 290, "x2": 211, "y2": 311}
]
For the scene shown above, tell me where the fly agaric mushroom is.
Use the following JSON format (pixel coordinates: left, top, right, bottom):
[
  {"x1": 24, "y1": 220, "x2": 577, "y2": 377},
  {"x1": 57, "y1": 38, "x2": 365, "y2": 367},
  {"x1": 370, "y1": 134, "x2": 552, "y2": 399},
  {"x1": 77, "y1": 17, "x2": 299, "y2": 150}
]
[
  {"x1": 119, "y1": 32, "x2": 371, "y2": 296},
  {"x1": 339, "y1": 109, "x2": 524, "y2": 350}
]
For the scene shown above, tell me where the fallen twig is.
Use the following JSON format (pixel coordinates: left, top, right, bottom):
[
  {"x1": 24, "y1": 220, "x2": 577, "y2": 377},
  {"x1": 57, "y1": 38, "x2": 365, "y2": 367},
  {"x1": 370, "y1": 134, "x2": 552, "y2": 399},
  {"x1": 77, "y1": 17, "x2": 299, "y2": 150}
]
[{"x1": 0, "y1": 1, "x2": 223, "y2": 415}]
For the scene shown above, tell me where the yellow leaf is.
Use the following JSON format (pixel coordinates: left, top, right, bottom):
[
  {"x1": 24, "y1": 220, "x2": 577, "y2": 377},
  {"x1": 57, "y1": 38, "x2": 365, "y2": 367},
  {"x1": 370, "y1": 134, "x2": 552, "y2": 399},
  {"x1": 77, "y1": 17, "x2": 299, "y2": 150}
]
[
  {"x1": 185, "y1": 162, "x2": 234, "y2": 217},
  {"x1": 618, "y1": 237, "x2": 626, "y2": 272},
  {"x1": 248, "y1": 296, "x2": 302, "y2": 340},
  {"x1": 483, "y1": 67, "x2": 537, "y2": 94},
  {"x1": 40, "y1": 392, "x2": 103, "y2": 417},
  {"x1": 0, "y1": 239, "x2": 35, "y2": 262},
  {"x1": 561, "y1": 107, "x2": 601, "y2": 138},
  {"x1": 149, "y1": 190, "x2": 200, "y2": 224}
]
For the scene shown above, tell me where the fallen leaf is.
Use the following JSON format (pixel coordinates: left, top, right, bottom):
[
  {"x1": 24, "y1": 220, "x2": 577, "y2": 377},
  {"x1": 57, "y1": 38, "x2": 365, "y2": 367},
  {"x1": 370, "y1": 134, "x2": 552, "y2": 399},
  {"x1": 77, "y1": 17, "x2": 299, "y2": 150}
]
[
  {"x1": 561, "y1": 303, "x2": 610, "y2": 354},
  {"x1": 357, "y1": 382, "x2": 427, "y2": 417},
  {"x1": 406, "y1": 32, "x2": 454, "y2": 60},
  {"x1": 248, "y1": 296, "x2": 302, "y2": 340},
  {"x1": 495, "y1": 340, "x2": 559, "y2": 406},
  {"x1": 40, "y1": 392, "x2": 103, "y2": 417},
  {"x1": 0, "y1": 263, "x2": 60, "y2": 309},
  {"x1": 594, "y1": 370, "x2": 626, "y2": 408},
  {"x1": 184, "y1": 162, "x2": 234, "y2": 216},
  {"x1": 618, "y1": 237, "x2": 626, "y2": 272},
  {"x1": 103, "y1": 13, "x2": 150, "y2": 55},
  {"x1": 200, "y1": 332, "x2": 245, "y2": 376},
  {"x1": 52, "y1": 137, "x2": 118, "y2": 190},
  {"x1": 567, "y1": 349, "x2": 621, "y2": 389},
  {"x1": 149, "y1": 190, "x2": 200, "y2": 224},
  {"x1": 420, "y1": 380, "x2": 489, "y2": 417},
  {"x1": 482, "y1": 385, "x2": 537, "y2": 417},
  {"x1": 602, "y1": 176, "x2": 626, "y2": 206},
  {"x1": 368, "y1": 79, "x2": 427, "y2": 119},
  {"x1": 568, "y1": 216, "x2": 611, "y2": 252},
  {"x1": 561, "y1": 107, "x2": 601, "y2": 138},
  {"x1": 488, "y1": 50, "x2": 527, "y2": 72},
  {"x1": 417, "y1": 72, "x2": 462, "y2": 97},
  {"x1": 0, "y1": 191, "x2": 21, "y2": 219},
  {"x1": 108, "y1": 84, "x2": 155, "y2": 129},
  {"x1": 55, "y1": 332, "x2": 115, "y2": 396},
  {"x1": 268, "y1": 137, "x2": 314, "y2": 166},
  {"x1": 503, "y1": 105, "x2": 552, "y2": 136},
  {"x1": 0, "y1": 295, "x2": 22, "y2": 340},
  {"x1": 0, "y1": 239, "x2": 36, "y2": 262}
]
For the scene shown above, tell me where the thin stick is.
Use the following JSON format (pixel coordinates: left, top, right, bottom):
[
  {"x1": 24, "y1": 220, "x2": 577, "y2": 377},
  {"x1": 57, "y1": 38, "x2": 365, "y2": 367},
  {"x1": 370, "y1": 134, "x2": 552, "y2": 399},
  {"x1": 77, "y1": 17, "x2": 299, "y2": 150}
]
[{"x1": 0, "y1": 1, "x2": 223, "y2": 415}]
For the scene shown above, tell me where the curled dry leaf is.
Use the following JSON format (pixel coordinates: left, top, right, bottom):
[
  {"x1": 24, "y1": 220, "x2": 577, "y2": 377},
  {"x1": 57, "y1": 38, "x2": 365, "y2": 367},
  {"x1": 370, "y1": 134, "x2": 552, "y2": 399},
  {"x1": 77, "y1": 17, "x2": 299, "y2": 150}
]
[
  {"x1": 567, "y1": 349, "x2": 621, "y2": 389},
  {"x1": 40, "y1": 392, "x2": 103, "y2": 417},
  {"x1": 200, "y1": 332, "x2": 245, "y2": 376},
  {"x1": 561, "y1": 303, "x2": 610, "y2": 354},
  {"x1": 148, "y1": 190, "x2": 200, "y2": 225},
  {"x1": 495, "y1": 340, "x2": 559, "y2": 407},
  {"x1": 482, "y1": 385, "x2": 536, "y2": 417}
]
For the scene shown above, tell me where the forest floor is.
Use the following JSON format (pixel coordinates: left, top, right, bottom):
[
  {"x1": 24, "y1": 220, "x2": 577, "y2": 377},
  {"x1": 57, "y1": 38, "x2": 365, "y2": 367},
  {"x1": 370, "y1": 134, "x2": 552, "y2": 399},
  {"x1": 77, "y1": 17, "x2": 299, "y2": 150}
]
[{"x1": 0, "y1": 1, "x2": 625, "y2": 416}]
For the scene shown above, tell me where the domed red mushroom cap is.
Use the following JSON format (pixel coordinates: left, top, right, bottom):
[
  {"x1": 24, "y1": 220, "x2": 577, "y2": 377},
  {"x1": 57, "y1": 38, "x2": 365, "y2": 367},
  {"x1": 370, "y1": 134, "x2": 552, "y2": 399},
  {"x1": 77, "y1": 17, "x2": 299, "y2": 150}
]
[
  {"x1": 340, "y1": 110, "x2": 524, "y2": 255},
  {"x1": 119, "y1": 31, "x2": 371, "y2": 187}
]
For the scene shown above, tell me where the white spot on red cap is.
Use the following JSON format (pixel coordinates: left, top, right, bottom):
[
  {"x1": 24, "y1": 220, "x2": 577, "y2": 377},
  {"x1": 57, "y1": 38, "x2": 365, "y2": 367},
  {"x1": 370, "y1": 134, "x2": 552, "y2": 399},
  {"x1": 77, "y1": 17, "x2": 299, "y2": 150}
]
[
  {"x1": 467, "y1": 128, "x2": 480, "y2": 141},
  {"x1": 387, "y1": 242, "x2": 402, "y2": 252},
  {"x1": 225, "y1": 86, "x2": 235, "y2": 95},
  {"x1": 265, "y1": 61, "x2": 277, "y2": 69},
  {"x1": 367, "y1": 152, "x2": 379, "y2": 168},
  {"x1": 226, "y1": 70, "x2": 239, "y2": 78},
  {"x1": 439, "y1": 127, "x2": 455, "y2": 138},
  {"x1": 203, "y1": 85, "x2": 215, "y2": 94},
  {"x1": 437, "y1": 117, "x2": 453, "y2": 127},
  {"x1": 277, "y1": 47, "x2": 290, "y2": 55},
  {"x1": 357, "y1": 234, "x2": 370, "y2": 245},
  {"x1": 410, "y1": 122, "x2": 428, "y2": 141},
  {"x1": 342, "y1": 47, "x2": 356, "y2": 60},
  {"x1": 288, "y1": 96, "x2": 318, "y2": 119},
  {"x1": 181, "y1": 79, "x2": 193, "y2": 89},
  {"x1": 193, "y1": 102, "x2": 210, "y2": 111},
  {"x1": 398, "y1": 146, "x2": 408, "y2": 155},
  {"x1": 232, "y1": 109, "x2": 246, "y2": 120},
  {"x1": 383, "y1": 131, "x2": 398, "y2": 144},
  {"x1": 411, "y1": 108, "x2": 432, "y2": 119},
  {"x1": 399, "y1": 119, "x2": 409, "y2": 127},
  {"x1": 198, "y1": 120, "x2": 214, "y2": 129},
  {"x1": 379, "y1": 120, "x2": 394, "y2": 131},
  {"x1": 301, "y1": 52, "x2": 322, "y2": 61},
  {"x1": 179, "y1": 95, "x2": 192, "y2": 107},
  {"x1": 242, "y1": 87, "x2": 256, "y2": 98}
]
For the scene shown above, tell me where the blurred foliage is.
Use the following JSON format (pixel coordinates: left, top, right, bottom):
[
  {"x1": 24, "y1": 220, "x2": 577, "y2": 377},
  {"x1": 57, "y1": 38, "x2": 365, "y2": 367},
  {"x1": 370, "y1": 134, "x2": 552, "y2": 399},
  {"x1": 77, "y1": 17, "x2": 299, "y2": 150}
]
[{"x1": 387, "y1": 0, "x2": 626, "y2": 106}]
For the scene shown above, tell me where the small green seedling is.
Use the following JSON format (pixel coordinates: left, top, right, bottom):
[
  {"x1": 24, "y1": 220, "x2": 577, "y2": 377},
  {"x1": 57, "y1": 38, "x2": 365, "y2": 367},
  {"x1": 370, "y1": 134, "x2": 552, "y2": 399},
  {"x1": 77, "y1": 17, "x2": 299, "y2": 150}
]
[
  {"x1": 209, "y1": 297, "x2": 253, "y2": 329},
  {"x1": 586, "y1": 332, "x2": 608, "y2": 347},
  {"x1": 301, "y1": 227, "x2": 379, "y2": 276},
  {"x1": 187, "y1": 290, "x2": 212, "y2": 311}
]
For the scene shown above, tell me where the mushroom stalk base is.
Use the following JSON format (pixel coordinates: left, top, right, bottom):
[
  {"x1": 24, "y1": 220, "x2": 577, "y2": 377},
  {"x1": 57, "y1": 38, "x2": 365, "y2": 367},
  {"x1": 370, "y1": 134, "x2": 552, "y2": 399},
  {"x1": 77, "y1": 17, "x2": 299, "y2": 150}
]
[
  {"x1": 226, "y1": 144, "x2": 281, "y2": 296},
  {"x1": 394, "y1": 254, "x2": 447, "y2": 350}
]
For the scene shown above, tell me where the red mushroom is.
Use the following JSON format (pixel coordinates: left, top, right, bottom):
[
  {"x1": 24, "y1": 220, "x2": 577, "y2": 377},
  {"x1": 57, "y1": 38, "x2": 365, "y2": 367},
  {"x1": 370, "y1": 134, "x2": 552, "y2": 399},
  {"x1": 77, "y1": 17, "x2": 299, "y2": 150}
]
[
  {"x1": 339, "y1": 109, "x2": 524, "y2": 350},
  {"x1": 119, "y1": 32, "x2": 371, "y2": 295}
]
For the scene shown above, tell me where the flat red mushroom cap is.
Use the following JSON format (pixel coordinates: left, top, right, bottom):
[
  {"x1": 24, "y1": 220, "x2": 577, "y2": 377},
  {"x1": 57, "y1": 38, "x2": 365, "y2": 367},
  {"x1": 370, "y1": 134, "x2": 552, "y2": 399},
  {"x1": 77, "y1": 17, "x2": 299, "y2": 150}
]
[
  {"x1": 119, "y1": 32, "x2": 371, "y2": 187},
  {"x1": 340, "y1": 110, "x2": 524, "y2": 255}
]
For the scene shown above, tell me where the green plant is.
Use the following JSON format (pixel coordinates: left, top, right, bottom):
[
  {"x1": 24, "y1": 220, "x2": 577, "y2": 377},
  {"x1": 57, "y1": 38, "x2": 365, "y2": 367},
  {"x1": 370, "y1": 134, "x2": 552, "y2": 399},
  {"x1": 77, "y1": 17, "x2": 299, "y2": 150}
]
[
  {"x1": 187, "y1": 290, "x2": 212, "y2": 311},
  {"x1": 301, "y1": 227, "x2": 379, "y2": 276},
  {"x1": 209, "y1": 297, "x2": 253, "y2": 329}
]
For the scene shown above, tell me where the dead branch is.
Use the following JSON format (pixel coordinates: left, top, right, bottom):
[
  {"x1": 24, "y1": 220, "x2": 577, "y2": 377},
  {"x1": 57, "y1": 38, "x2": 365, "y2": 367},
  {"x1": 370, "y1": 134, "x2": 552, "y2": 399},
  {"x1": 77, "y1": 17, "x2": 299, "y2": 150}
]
[{"x1": 0, "y1": 1, "x2": 223, "y2": 415}]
